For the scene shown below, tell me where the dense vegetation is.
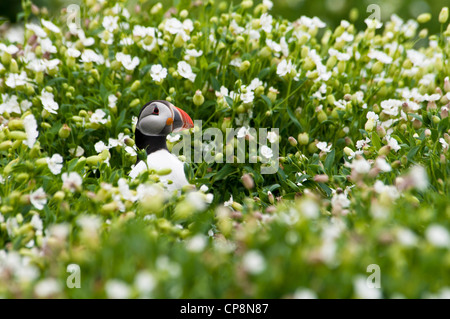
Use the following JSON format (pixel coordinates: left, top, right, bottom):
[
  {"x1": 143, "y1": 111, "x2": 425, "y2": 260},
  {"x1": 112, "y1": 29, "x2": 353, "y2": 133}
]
[{"x1": 0, "y1": 0, "x2": 449, "y2": 298}]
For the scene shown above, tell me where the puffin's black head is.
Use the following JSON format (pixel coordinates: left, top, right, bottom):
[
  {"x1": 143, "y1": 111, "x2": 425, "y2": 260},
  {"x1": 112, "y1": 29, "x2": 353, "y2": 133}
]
[{"x1": 134, "y1": 100, "x2": 194, "y2": 152}]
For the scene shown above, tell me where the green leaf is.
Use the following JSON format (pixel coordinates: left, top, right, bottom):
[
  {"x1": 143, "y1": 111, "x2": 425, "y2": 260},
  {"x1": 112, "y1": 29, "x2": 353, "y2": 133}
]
[
  {"x1": 213, "y1": 164, "x2": 235, "y2": 181},
  {"x1": 407, "y1": 145, "x2": 420, "y2": 162},
  {"x1": 324, "y1": 149, "x2": 335, "y2": 174},
  {"x1": 371, "y1": 132, "x2": 382, "y2": 150},
  {"x1": 286, "y1": 106, "x2": 303, "y2": 131}
]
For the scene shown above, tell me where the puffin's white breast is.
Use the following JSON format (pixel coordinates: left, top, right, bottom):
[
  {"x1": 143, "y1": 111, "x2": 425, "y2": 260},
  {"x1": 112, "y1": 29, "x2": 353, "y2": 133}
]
[{"x1": 129, "y1": 149, "x2": 189, "y2": 191}]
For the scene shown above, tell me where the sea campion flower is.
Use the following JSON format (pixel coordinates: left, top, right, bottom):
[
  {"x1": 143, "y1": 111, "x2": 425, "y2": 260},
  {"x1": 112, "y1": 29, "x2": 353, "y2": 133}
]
[
  {"x1": 62, "y1": 172, "x2": 82, "y2": 192},
  {"x1": 276, "y1": 59, "x2": 294, "y2": 77},
  {"x1": 46, "y1": 154, "x2": 63, "y2": 175},
  {"x1": 30, "y1": 187, "x2": 47, "y2": 210},
  {"x1": 150, "y1": 64, "x2": 168, "y2": 83},
  {"x1": 177, "y1": 61, "x2": 196, "y2": 82},
  {"x1": 116, "y1": 52, "x2": 140, "y2": 71},
  {"x1": 23, "y1": 114, "x2": 39, "y2": 148},
  {"x1": 40, "y1": 90, "x2": 59, "y2": 114}
]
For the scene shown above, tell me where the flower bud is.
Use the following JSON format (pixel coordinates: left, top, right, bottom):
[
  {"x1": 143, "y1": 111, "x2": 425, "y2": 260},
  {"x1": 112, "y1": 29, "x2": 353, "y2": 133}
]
[
  {"x1": 86, "y1": 155, "x2": 102, "y2": 166},
  {"x1": 157, "y1": 168, "x2": 172, "y2": 176},
  {"x1": 241, "y1": 173, "x2": 254, "y2": 189},
  {"x1": 288, "y1": 136, "x2": 298, "y2": 146},
  {"x1": 371, "y1": 61, "x2": 384, "y2": 74},
  {"x1": 298, "y1": 132, "x2": 309, "y2": 145},
  {"x1": 193, "y1": 90, "x2": 205, "y2": 106},
  {"x1": 8, "y1": 119, "x2": 24, "y2": 130},
  {"x1": 417, "y1": 13, "x2": 431, "y2": 24},
  {"x1": 314, "y1": 174, "x2": 329, "y2": 183},
  {"x1": 267, "y1": 191, "x2": 274, "y2": 204},
  {"x1": 0, "y1": 141, "x2": 12, "y2": 151},
  {"x1": 378, "y1": 145, "x2": 391, "y2": 156},
  {"x1": 239, "y1": 60, "x2": 250, "y2": 72},
  {"x1": 58, "y1": 124, "x2": 71, "y2": 139},
  {"x1": 151, "y1": 3, "x2": 162, "y2": 15},
  {"x1": 439, "y1": 7, "x2": 449, "y2": 24},
  {"x1": 9, "y1": 59, "x2": 19, "y2": 73},
  {"x1": 267, "y1": 87, "x2": 278, "y2": 103},
  {"x1": 9, "y1": 131, "x2": 27, "y2": 140},
  {"x1": 130, "y1": 98, "x2": 140, "y2": 108},
  {"x1": 131, "y1": 80, "x2": 141, "y2": 92},
  {"x1": 317, "y1": 110, "x2": 327, "y2": 123}
]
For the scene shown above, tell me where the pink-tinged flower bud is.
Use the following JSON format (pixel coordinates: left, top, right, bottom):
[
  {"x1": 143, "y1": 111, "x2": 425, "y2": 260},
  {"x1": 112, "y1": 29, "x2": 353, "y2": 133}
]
[
  {"x1": 424, "y1": 129, "x2": 432, "y2": 137},
  {"x1": 267, "y1": 191, "x2": 274, "y2": 204},
  {"x1": 444, "y1": 77, "x2": 450, "y2": 92},
  {"x1": 241, "y1": 173, "x2": 254, "y2": 189},
  {"x1": 412, "y1": 118, "x2": 422, "y2": 129},
  {"x1": 376, "y1": 125, "x2": 386, "y2": 138},
  {"x1": 58, "y1": 124, "x2": 71, "y2": 139},
  {"x1": 378, "y1": 145, "x2": 391, "y2": 156},
  {"x1": 288, "y1": 136, "x2": 298, "y2": 146},
  {"x1": 441, "y1": 105, "x2": 449, "y2": 119},
  {"x1": 314, "y1": 174, "x2": 329, "y2": 183}
]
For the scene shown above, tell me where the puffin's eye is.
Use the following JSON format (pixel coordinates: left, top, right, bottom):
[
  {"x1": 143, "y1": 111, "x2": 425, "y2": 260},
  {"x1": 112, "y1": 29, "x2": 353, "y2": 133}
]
[{"x1": 153, "y1": 106, "x2": 159, "y2": 115}]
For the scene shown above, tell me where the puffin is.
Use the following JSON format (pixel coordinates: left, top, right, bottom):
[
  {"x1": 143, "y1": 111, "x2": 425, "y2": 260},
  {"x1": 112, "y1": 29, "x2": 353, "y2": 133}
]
[{"x1": 129, "y1": 100, "x2": 194, "y2": 192}]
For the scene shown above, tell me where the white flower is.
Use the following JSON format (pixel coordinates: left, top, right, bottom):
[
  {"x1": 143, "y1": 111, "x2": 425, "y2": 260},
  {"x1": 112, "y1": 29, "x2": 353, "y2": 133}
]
[
  {"x1": 364, "y1": 18, "x2": 383, "y2": 29},
  {"x1": 385, "y1": 135, "x2": 401, "y2": 152},
  {"x1": 298, "y1": 199, "x2": 319, "y2": 219},
  {"x1": 150, "y1": 64, "x2": 168, "y2": 82},
  {"x1": 186, "y1": 235, "x2": 207, "y2": 252},
  {"x1": 80, "y1": 49, "x2": 104, "y2": 64},
  {"x1": 263, "y1": 0, "x2": 273, "y2": 10},
  {"x1": 26, "y1": 23, "x2": 47, "y2": 37},
  {"x1": 0, "y1": 43, "x2": 19, "y2": 54},
  {"x1": 349, "y1": 158, "x2": 371, "y2": 174},
  {"x1": 41, "y1": 19, "x2": 60, "y2": 33},
  {"x1": 328, "y1": 48, "x2": 351, "y2": 61},
  {"x1": 259, "y1": 13, "x2": 273, "y2": 33},
  {"x1": 353, "y1": 275, "x2": 382, "y2": 299},
  {"x1": 267, "y1": 131, "x2": 278, "y2": 143},
  {"x1": 293, "y1": 288, "x2": 317, "y2": 299},
  {"x1": 108, "y1": 133, "x2": 129, "y2": 148},
  {"x1": 47, "y1": 153, "x2": 63, "y2": 175},
  {"x1": 90, "y1": 109, "x2": 108, "y2": 124},
  {"x1": 40, "y1": 90, "x2": 59, "y2": 114},
  {"x1": 375, "y1": 157, "x2": 391, "y2": 172},
  {"x1": 23, "y1": 114, "x2": 39, "y2": 148},
  {"x1": 425, "y1": 225, "x2": 450, "y2": 248},
  {"x1": 34, "y1": 278, "x2": 61, "y2": 298},
  {"x1": 5, "y1": 72, "x2": 27, "y2": 88},
  {"x1": 331, "y1": 193, "x2": 350, "y2": 209},
  {"x1": 368, "y1": 50, "x2": 393, "y2": 64},
  {"x1": 409, "y1": 165, "x2": 428, "y2": 191},
  {"x1": 62, "y1": 172, "x2": 82, "y2": 192},
  {"x1": 30, "y1": 187, "x2": 47, "y2": 210},
  {"x1": 30, "y1": 214, "x2": 43, "y2": 232},
  {"x1": 177, "y1": 61, "x2": 196, "y2": 82},
  {"x1": 440, "y1": 138, "x2": 449, "y2": 151},
  {"x1": 95, "y1": 141, "x2": 109, "y2": 153},
  {"x1": 276, "y1": 59, "x2": 294, "y2": 77},
  {"x1": 167, "y1": 134, "x2": 181, "y2": 143},
  {"x1": 366, "y1": 111, "x2": 379, "y2": 121},
  {"x1": 316, "y1": 142, "x2": 332, "y2": 153},
  {"x1": 116, "y1": 52, "x2": 139, "y2": 71},
  {"x1": 374, "y1": 180, "x2": 399, "y2": 199},
  {"x1": 224, "y1": 195, "x2": 233, "y2": 207},
  {"x1": 69, "y1": 146, "x2": 84, "y2": 157},
  {"x1": 134, "y1": 271, "x2": 156, "y2": 296},
  {"x1": 0, "y1": 94, "x2": 21, "y2": 114},
  {"x1": 240, "y1": 89, "x2": 255, "y2": 104},
  {"x1": 105, "y1": 280, "x2": 131, "y2": 299},
  {"x1": 108, "y1": 94, "x2": 117, "y2": 108},
  {"x1": 260, "y1": 145, "x2": 273, "y2": 159},
  {"x1": 185, "y1": 49, "x2": 203, "y2": 58},
  {"x1": 102, "y1": 16, "x2": 119, "y2": 33},
  {"x1": 356, "y1": 137, "x2": 371, "y2": 150},
  {"x1": 242, "y1": 250, "x2": 266, "y2": 274},
  {"x1": 165, "y1": 18, "x2": 184, "y2": 34},
  {"x1": 396, "y1": 228, "x2": 418, "y2": 247},
  {"x1": 40, "y1": 38, "x2": 57, "y2": 54}
]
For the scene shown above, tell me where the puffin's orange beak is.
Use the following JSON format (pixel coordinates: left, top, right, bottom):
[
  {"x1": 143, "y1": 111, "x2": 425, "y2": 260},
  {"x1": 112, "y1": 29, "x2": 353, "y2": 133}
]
[{"x1": 172, "y1": 106, "x2": 194, "y2": 132}]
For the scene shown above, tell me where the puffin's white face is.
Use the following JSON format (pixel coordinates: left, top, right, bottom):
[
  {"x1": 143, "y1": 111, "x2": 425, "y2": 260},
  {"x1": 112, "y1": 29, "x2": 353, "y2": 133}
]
[
  {"x1": 137, "y1": 101, "x2": 174, "y2": 136},
  {"x1": 136, "y1": 100, "x2": 194, "y2": 137}
]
